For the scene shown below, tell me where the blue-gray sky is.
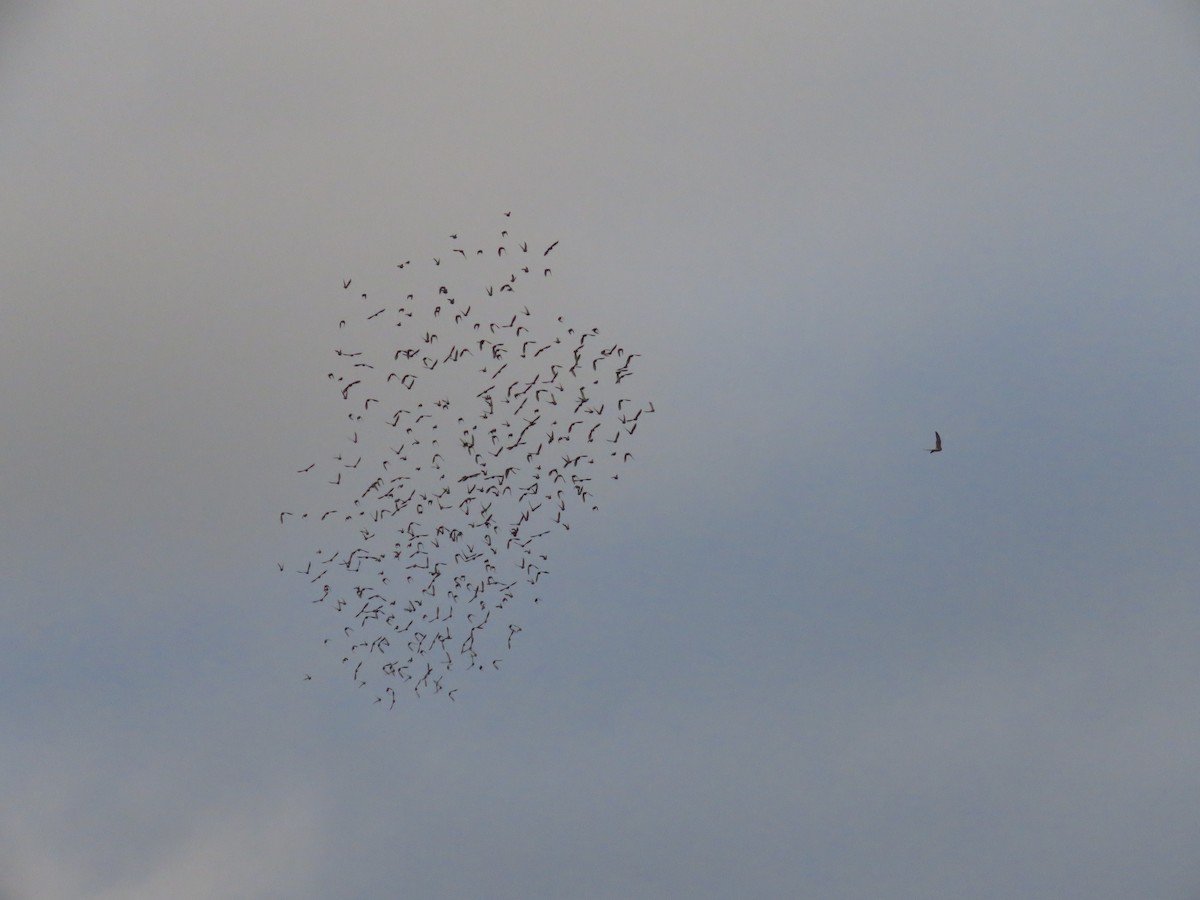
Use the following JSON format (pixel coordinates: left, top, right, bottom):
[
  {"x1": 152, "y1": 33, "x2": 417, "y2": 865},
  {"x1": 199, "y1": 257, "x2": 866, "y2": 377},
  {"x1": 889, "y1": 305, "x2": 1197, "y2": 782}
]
[{"x1": 4, "y1": 2, "x2": 1200, "y2": 898}]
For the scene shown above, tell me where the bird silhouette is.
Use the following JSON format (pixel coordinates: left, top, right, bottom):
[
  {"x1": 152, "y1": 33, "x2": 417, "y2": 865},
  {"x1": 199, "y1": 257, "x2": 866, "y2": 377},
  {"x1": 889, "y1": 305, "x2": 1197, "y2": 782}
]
[
  {"x1": 928, "y1": 432, "x2": 943, "y2": 453},
  {"x1": 282, "y1": 213, "x2": 656, "y2": 705}
]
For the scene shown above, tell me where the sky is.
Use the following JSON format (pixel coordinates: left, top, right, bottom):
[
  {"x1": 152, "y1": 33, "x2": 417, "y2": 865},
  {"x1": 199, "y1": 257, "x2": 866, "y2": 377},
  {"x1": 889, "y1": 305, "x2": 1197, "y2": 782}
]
[{"x1": 3, "y1": 2, "x2": 1200, "y2": 898}]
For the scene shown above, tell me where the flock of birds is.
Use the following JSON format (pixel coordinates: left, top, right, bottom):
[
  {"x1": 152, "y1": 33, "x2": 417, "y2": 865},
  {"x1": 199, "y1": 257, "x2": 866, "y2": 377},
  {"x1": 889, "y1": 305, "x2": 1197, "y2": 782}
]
[{"x1": 280, "y1": 214, "x2": 654, "y2": 703}]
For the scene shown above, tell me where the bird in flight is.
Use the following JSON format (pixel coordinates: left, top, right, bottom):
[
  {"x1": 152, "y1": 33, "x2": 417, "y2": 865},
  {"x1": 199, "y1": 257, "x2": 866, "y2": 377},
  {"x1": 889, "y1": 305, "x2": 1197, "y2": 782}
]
[
  {"x1": 283, "y1": 212, "x2": 656, "y2": 705},
  {"x1": 927, "y1": 431, "x2": 942, "y2": 453}
]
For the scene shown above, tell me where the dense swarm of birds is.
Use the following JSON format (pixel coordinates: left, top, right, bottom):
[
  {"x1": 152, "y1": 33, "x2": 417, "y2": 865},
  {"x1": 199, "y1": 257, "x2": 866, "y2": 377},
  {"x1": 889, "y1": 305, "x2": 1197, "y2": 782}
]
[{"x1": 280, "y1": 214, "x2": 654, "y2": 703}]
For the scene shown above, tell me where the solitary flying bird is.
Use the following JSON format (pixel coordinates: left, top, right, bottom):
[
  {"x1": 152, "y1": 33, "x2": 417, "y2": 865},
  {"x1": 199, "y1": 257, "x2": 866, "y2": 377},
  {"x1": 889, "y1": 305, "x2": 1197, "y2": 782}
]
[{"x1": 928, "y1": 431, "x2": 943, "y2": 453}]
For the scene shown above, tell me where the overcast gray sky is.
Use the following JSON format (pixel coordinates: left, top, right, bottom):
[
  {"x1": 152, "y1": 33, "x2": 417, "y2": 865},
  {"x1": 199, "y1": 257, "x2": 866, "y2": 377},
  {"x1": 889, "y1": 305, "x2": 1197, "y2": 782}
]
[{"x1": 4, "y1": 2, "x2": 1200, "y2": 898}]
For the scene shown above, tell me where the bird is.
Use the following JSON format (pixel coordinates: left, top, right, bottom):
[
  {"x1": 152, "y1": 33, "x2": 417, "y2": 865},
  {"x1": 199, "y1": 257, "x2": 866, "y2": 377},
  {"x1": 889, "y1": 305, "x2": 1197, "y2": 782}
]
[
  {"x1": 285, "y1": 213, "x2": 655, "y2": 705},
  {"x1": 927, "y1": 432, "x2": 943, "y2": 453}
]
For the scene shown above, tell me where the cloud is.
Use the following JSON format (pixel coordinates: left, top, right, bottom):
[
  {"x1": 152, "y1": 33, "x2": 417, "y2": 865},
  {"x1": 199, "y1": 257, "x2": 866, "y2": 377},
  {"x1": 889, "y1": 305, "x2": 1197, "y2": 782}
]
[{"x1": 2, "y1": 780, "x2": 320, "y2": 900}]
